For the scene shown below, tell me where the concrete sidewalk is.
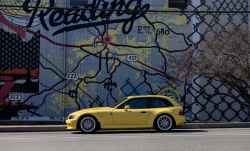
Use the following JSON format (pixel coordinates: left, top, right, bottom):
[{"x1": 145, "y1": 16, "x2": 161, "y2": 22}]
[{"x1": 1, "y1": 122, "x2": 250, "y2": 132}]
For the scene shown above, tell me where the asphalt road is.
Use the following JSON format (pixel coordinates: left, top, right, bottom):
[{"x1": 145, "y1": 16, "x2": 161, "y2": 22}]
[{"x1": 1, "y1": 128, "x2": 250, "y2": 151}]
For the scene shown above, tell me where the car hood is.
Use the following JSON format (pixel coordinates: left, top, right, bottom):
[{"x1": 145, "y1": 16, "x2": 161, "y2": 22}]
[{"x1": 70, "y1": 107, "x2": 113, "y2": 115}]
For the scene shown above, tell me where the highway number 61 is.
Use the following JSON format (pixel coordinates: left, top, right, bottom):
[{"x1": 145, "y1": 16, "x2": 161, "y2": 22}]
[{"x1": 127, "y1": 55, "x2": 138, "y2": 62}]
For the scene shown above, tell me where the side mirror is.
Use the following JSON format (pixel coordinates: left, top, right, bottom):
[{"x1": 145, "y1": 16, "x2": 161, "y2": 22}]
[{"x1": 124, "y1": 105, "x2": 130, "y2": 111}]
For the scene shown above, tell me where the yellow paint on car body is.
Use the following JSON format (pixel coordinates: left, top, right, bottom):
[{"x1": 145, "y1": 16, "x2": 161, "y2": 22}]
[{"x1": 66, "y1": 95, "x2": 185, "y2": 130}]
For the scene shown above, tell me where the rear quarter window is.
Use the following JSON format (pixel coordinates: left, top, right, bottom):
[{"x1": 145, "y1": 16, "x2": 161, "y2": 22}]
[{"x1": 150, "y1": 98, "x2": 174, "y2": 108}]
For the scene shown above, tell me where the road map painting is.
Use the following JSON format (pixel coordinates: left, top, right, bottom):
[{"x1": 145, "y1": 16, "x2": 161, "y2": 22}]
[{"x1": 0, "y1": 0, "x2": 248, "y2": 122}]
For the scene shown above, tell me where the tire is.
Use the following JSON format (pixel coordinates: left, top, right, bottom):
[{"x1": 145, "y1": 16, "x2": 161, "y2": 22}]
[
  {"x1": 154, "y1": 114, "x2": 173, "y2": 132},
  {"x1": 78, "y1": 116, "x2": 97, "y2": 133}
]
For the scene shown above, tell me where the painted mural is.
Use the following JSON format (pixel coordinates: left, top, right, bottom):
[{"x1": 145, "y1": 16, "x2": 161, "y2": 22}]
[{"x1": 0, "y1": 0, "x2": 248, "y2": 122}]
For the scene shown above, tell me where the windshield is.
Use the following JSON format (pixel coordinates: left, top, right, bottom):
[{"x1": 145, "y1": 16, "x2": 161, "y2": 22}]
[{"x1": 110, "y1": 98, "x2": 127, "y2": 108}]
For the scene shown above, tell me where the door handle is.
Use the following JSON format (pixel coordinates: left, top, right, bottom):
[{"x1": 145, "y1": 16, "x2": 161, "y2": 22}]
[{"x1": 141, "y1": 111, "x2": 147, "y2": 113}]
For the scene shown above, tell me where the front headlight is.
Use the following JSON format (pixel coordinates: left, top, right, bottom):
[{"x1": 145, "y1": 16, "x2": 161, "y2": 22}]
[{"x1": 68, "y1": 115, "x2": 79, "y2": 119}]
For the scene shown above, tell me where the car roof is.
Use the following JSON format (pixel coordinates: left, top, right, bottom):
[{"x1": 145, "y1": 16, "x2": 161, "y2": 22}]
[
  {"x1": 126, "y1": 95, "x2": 180, "y2": 106},
  {"x1": 127, "y1": 95, "x2": 169, "y2": 99}
]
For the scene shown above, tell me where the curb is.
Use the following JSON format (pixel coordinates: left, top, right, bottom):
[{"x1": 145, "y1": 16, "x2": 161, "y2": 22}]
[
  {"x1": 0, "y1": 123, "x2": 250, "y2": 132},
  {"x1": 175, "y1": 122, "x2": 250, "y2": 129},
  {"x1": 0, "y1": 125, "x2": 67, "y2": 132}
]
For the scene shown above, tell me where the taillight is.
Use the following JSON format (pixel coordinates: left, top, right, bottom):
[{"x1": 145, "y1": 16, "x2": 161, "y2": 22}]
[{"x1": 179, "y1": 110, "x2": 183, "y2": 115}]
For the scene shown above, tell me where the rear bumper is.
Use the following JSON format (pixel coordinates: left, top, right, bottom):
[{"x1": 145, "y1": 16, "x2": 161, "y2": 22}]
[
  {"x1": 65, "y1": 119, "x2": 78, "y2": 129},
  {"x1": 173, "y1": 115, "x2": 185, "y2": 127}
]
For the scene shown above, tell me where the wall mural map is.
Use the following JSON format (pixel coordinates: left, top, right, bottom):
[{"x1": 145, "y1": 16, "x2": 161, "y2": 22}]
[{"x1": 0, "y1": 0, "x2": 248, "y2": 121}]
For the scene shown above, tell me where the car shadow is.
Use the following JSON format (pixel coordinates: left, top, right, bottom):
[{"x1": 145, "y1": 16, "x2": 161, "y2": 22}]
[{"x1": 71, "y1": 129, "x2": 208, "y2": 134}]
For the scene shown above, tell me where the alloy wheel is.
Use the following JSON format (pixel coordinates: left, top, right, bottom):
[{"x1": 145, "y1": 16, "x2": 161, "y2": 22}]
[
  {"x1": 157, "y1": 115, "x2": 173, "y2": 131},
  {"x1": 80, "y1": 117, "x2": 96, "y2": 133}
]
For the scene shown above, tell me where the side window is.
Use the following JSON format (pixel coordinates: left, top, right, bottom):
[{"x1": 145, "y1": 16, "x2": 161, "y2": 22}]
[
  {"x1": 128, "y1": 98, "x2": 148, "y2": 109},
  {"x1": 116, "y1": 101, "x2": 129, "y2": 109},
  {"x1": 150, "y1": 98, "x2": 173, "y2": 108},
  {"x1": 116, "y1": 98, "x2": 149, "y2": 109},
  {"x1": 70, "y1": 0, "x2": 88, "y2": 6}
]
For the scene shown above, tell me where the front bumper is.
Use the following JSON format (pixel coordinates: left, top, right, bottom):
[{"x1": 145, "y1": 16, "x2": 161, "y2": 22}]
[{"x1": 65, "y1": 119, "x2": 78, "y2": 129}]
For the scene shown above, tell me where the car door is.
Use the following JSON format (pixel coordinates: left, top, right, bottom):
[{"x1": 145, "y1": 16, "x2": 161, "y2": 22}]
[{"x1": 113, "y1": 98, "x2": 149, "y2": 125}]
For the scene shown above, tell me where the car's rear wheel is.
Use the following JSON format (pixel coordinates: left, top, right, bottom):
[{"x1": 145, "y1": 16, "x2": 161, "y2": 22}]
[
  {"x1": 78, "y1": 116, "x2": 97, "y2": 133},
  {"x1": 155, "y1": 114, "x2": 173, "y2": 132}
]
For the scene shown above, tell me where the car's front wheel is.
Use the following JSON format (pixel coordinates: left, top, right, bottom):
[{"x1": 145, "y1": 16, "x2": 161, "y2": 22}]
[
  {"x1": 78, "y1": 116, "x2": 97, "y2": 133},
  {"x1": 155, "y1": 114, "x2": 173, "y2": 132}
]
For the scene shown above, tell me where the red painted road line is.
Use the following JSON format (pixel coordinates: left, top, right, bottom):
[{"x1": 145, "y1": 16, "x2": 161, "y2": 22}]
[
  {"x1": 27, "y1": 29, "x2": 177, "y2": 81},
  {"x1": 27, "y1": 29, "x2": 102, "y2": 48},
  {"x1": 108, "y1": 42, "x2": 117, "y2": 46},
  {"x1": 0, "y1": 14, "x2": 26, "y2": 37},
  {"x1": 137, "y1": 61, "x2": 176, "y2": 80},
  {"x1": 73, "y1": 23, "x2": 109, "y2": 72}
]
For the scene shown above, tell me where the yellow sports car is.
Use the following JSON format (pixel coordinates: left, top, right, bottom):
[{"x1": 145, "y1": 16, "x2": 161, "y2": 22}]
[{"x1": 66, "y1": 95, "x2": 185, "y2": 133}]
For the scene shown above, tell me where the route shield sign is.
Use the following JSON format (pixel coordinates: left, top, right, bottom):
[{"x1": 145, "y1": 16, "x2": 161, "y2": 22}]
[
  {"x1": 68, "y1": 90, "x2": 77, "y2": 98},
  {"x1": 158, "y1": 88, "x2": 181, "y2": 104},
  {"x1": 104, "y1": 82, "x2": 117, "y2": 91}
]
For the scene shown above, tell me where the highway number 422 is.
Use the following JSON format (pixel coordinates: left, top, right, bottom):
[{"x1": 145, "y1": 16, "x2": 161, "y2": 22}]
[{"x1": 127, "y1": 55, "x2": 138, "y2": 62}]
